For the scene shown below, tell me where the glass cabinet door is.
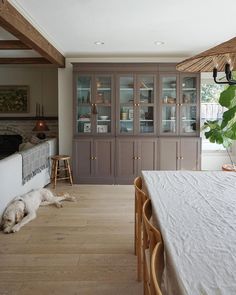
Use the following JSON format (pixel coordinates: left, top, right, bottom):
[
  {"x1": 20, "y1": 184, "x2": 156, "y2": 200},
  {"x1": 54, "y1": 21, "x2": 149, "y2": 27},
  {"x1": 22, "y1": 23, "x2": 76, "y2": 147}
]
[
  {"x1": 180, "y1": 76, "x2": 198, "y2": 135},
  {"x1": 138, "y1": 75, "x2": 155, "y2": 134},
  {"x1": 95, "y1": 75, "x2": 112, "y2": 134},
  {"x1": 160, "y1": 75, "x2": 178, "y2": 134},
  {"x1": 76, "y1": 75, "x2": 92, "y2": 134},
  {"x1": 119, "y1": 76, "x2": 134, "y2": 134}
]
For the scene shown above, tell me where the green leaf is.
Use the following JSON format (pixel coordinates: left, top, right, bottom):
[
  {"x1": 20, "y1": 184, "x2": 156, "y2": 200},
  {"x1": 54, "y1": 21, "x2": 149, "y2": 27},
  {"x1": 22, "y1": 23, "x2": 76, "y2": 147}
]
[
  {"x1": 219, "y1": 85, "x2": 236, "y2": 108},
  {"x1": 221, "y1": 105, "x2": 236, "y2": 128}
]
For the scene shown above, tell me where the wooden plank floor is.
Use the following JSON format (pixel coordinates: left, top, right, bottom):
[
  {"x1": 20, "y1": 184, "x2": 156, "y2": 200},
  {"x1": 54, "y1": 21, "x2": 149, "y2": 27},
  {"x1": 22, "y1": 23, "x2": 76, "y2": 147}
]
[{"x1": 0, "y1": 184, "x2": 142, "y2": 295}]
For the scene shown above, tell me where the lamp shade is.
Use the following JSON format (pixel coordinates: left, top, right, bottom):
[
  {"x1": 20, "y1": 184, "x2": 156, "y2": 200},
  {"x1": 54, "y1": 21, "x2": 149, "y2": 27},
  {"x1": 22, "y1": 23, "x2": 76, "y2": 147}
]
[
  {"x1": 32, "y1": 120, "x2": 49, "y2": 132},
  {"x1": 176, "y1": 37, "x2": 236, "y2": 72}
]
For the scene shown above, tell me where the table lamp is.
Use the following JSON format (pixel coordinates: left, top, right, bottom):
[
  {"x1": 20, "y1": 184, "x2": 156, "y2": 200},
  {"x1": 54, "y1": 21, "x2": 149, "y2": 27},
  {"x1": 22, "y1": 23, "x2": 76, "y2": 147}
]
[{"x1": 32, "y1": 119, "x2": 49, "y2": 139}]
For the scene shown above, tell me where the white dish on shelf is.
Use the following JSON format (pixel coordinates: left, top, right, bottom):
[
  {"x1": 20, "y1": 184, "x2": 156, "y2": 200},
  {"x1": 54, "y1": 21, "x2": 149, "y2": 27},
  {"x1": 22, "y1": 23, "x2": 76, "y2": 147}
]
[{"x1": 99, "y1": 115, "x2": 109, "y2": 120}]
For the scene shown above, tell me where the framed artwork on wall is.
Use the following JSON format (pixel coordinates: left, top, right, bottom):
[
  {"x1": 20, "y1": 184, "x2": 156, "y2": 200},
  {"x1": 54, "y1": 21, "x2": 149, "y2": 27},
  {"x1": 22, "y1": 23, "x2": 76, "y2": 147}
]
[{"x1": 0, "y1": 85, "x2": 30, "y2": 113}]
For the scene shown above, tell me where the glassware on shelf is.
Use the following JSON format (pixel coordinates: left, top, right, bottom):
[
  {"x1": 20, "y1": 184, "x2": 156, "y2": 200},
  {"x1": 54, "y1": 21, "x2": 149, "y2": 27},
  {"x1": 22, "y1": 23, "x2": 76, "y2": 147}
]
[
  {"x1": 95, "y1": 76, "x2": 112, "y2": 104},
  {"x1": 161, "y1": 76, "x2": 177, "y2": 104},
  {"x1": 77, "y1": 76, "x2": 91, "y2": 104},
  {"x1": 161, "y1": 105, "x2": 176, "y2": 133},
  {"x1": 182, "y1": 77, "x2": 197, "y2": 104},
  {"x1": 139, "y1": 76, "x2": 154, "y2": 104},
  {"x1": 120, "y1": 106, "x2": 133, "y2": 133},
  {"x1": 181, "y1": 105, "x2": 196, "y2": 133},
  {"x1": 119, "y1": 76, "x2": 134, "y2": 104},
  {"x1": 139, "y1": 106, "x2": 154, "y2": 133}
]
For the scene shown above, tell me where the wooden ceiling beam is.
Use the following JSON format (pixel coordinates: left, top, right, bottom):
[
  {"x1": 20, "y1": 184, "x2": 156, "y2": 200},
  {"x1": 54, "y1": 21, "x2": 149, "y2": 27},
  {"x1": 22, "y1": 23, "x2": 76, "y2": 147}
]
[
  {"x1": 0, "y1": 40, "x2": 31, "y2": 49},
  {"x1": 0, "y1": 0, "x2": 65, "y2": 67},
  {"x1": 0, "y1": 57, "x2": 51, "y2": 64}
]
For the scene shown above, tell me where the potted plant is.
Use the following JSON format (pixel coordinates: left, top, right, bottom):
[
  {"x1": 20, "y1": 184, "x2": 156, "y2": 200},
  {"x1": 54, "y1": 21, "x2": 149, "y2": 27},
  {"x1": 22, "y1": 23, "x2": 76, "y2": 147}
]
[{"x1": 202, "y1": 84, "x2": 236, "y2": 166}]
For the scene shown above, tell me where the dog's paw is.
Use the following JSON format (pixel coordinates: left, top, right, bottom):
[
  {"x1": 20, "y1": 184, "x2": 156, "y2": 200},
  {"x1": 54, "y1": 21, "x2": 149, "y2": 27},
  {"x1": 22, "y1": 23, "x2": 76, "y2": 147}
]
[
  {"x1": 3, "y1": 227, "x2": 12, "y2": 234},
  {"x1": 11, "y1": 224, "x2": 20, "y2": 233},
  {"x1": 66, "y1": 195, "x2": 76, "y2": 202},
  {"x1": 55, "y1": 202, "x2": 63, "y2": 208}
]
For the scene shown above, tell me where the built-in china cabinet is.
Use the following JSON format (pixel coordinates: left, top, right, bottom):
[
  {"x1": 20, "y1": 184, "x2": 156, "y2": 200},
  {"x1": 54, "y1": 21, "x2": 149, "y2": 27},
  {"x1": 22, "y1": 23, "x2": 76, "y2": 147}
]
[{"x1": 73, "y1": 63, "x2": 201, "y2": 184}]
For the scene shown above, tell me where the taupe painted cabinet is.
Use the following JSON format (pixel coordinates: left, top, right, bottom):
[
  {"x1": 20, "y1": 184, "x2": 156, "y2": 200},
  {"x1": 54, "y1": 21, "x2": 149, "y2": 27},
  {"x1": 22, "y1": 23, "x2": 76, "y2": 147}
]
[
  {"x1": 159, "y1": 137, "x2": 201, "y2": 171},
  {"x1": 73, "y1": 138, "x2": 115, "y2": 184},
  {"x1": 116, "y1": 138, "x2": 158, "y2": 184},
  {"x1": 72, "y1": 63, "x2": 201, "y2": 184}
]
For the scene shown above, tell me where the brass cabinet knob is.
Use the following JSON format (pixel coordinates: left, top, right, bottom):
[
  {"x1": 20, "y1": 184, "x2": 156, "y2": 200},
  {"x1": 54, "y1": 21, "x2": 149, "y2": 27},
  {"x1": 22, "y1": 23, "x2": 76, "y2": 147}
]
[
  {"x1": 138, "y1": 157, "x2": 141, "y2": 160},
  {"x1": 181, "y1": 156, "x2": 184, "y2": 160},
  {"x1": 137, "y1": 103, "x2": 140, "y2": 106},
  {"x1": 91, "y1": 156, "x2": 94, "y2": 160},
  {"x1": 94, "y1": 157, "x2": 97, "y2": 160}
]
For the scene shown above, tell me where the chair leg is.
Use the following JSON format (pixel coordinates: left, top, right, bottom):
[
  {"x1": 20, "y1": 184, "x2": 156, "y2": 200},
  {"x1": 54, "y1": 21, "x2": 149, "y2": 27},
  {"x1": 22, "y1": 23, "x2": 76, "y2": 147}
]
[
  {"x1": 137, "y1": 198, "x2": 142, "y2": 281},
  {"x1": 134, "y1": 196, "x2": 137, "y2": 256},
  {"x1": 64, "y1": 160, "x2": 68, "y2": 178},
  {"x1": 66, "y1": 159, "x2": 73, "y2": 185},
  {"x1": 50, "y1": 160, "x2": 55, "y2": 182},
  {"x1": 53, "y1": 160, "x2": 58, "y2": 189}
]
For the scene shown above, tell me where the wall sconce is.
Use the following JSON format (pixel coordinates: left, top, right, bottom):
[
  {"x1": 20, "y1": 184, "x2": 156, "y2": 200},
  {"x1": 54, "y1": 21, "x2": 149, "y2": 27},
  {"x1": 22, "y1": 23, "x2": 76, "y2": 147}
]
[
  {"x1": 33, "y1": 103, "x2": 49, "y2": 139},
  {"x1": 213, "y1": 63, "x2": 236, "y2": 85}
]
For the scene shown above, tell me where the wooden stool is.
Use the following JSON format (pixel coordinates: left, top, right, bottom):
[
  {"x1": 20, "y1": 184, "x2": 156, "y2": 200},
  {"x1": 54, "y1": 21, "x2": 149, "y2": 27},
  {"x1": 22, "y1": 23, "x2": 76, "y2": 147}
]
[{"x1": 51, "y1": 155, "x2": 73, "y2": 188}]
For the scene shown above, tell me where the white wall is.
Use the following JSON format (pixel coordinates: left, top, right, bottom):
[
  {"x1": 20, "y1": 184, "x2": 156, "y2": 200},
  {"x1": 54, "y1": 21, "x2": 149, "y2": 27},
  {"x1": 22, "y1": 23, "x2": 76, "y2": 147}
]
[{"x1": 0, "y1": 66, "x2": 58, "y2": 117}]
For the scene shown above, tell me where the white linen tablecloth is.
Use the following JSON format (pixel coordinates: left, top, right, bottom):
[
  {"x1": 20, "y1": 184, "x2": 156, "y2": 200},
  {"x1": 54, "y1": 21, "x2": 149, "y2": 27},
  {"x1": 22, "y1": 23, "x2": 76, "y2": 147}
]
[{"x1": 142, "y1": 170, "x2": 236, "y2": 295}]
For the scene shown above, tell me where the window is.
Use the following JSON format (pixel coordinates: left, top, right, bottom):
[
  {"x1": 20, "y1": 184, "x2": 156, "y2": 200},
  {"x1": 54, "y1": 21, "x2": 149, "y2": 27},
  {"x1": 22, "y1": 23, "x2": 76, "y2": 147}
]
[{"x1": 201, "y1": 81, "x2": 226, "y2": 151}]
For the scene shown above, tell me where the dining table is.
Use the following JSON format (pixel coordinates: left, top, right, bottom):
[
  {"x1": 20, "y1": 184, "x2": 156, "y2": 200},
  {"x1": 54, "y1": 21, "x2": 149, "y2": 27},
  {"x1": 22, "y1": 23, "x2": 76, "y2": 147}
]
[{"x1": 142, "y1": 170, "x2": 236, "y2": 295}]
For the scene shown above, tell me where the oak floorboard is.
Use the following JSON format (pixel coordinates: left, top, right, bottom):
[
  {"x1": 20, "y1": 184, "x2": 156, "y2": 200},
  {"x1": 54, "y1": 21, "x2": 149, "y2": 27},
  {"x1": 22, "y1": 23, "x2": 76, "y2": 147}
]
[{"x1": 0, "y1": 184, "x2": 142, "y2": 294}]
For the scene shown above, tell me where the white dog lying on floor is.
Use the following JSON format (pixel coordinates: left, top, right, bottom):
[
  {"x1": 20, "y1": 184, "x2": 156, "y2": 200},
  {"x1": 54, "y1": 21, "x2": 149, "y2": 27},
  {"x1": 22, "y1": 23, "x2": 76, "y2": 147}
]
[{"x1": 1, "y1": 188, "x2": 75, "y2": 234}]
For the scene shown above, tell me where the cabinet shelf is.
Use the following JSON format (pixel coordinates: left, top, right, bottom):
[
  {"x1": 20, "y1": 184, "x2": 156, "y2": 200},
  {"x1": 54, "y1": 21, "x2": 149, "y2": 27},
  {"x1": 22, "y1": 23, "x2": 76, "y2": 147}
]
[
  {"x1": 120, "y1": 120, "x2": 133, "y2": 122},
  {"x1": 77, "y1": 87, "x2": 91, "y2": 91},
  {"x1": 77, "y1": 119, "x2": 90, "y2": 122},
  {"x1": 162, "y1": 88, "x2": 176, "y2": 91},
  {"x1": 182, "y1": 88, "x2": 197, "y2": 91},
  {"x1": 97, "y1": 88, "x2": 111, "y2": 91},
  {"x1": 140, "y1": 120, "x2": 154, "y2": 122},
  {"x1": 140, "y1": 88, "x2": 153, "y2": 91},
  {"x1": 97, "y1": 119, "x2": 111, "y2": 122}
]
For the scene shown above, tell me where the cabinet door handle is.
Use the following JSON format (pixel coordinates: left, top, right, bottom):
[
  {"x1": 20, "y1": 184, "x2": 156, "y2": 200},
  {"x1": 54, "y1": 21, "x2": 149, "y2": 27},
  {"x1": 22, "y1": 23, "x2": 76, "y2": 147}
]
[
  {"x1": 138, "y1": 157, "x2": 141, "y2": 160},
  {"x1": 181, "y1": 156, "x2": 184, "y2": 160},
  {"x1": 91, "y1": 156, "x2": 94, "y2": 160},
  {"x1": 94, "y1": 156, "x2": 97, "y2": 160},
  {"x1": 133, "y1": 156, "x2": 138, "y2": 160},
  {"x1": 137, "y1": 103, "x2": 140, "y2": 106},
  {"x1": 177, "y1": 156, "x2": 180, "y2": 159}
]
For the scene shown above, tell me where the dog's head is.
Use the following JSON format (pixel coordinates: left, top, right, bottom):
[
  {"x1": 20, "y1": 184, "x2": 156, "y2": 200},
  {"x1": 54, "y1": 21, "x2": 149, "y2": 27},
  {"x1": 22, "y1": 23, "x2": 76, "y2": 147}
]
[{"x1": 1, "y1": 201, "x2": 25, "y2": 233}]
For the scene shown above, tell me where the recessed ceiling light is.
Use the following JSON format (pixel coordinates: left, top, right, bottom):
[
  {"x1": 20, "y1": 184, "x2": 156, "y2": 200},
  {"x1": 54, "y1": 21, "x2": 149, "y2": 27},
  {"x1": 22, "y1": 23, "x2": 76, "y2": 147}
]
[
  {"x1": 154, "y1": 41, "x2": 165, "y2": 46},
  {"x1": 94, "y1": 41, "x2": 104, "y2": 45}
]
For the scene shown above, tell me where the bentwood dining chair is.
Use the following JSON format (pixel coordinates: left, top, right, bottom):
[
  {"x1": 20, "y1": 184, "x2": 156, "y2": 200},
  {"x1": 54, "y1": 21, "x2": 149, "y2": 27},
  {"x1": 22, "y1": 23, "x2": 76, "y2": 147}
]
[
  {"x1": 151, "y1": 242, "x2": 164, "y2": 295},
  {"x1": 143, "y1": 199, "x2": 163, "y2": 295},
  {"x1": 134, "y1": 176, "x2": 148, "y2": 281}
]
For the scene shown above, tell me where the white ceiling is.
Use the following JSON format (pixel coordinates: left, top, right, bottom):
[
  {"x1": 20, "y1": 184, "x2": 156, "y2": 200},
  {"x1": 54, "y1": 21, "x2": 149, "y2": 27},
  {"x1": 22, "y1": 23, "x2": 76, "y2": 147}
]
[{"x1": 7, "y1": 0, "x2": 236, "y2": 58}]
